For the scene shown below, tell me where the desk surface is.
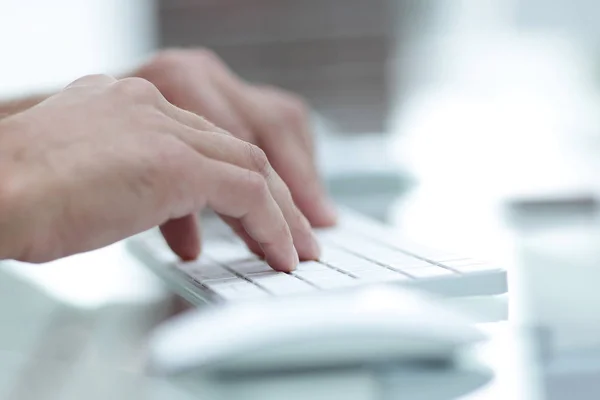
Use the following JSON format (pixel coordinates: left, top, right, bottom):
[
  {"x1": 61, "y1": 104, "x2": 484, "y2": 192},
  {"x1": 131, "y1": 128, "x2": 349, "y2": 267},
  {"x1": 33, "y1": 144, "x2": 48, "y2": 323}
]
[
  {"x1": 0, "y1": 240, "x2": 530, "y2": 400},
  {"x1": 0, "y1": 129, "x2": 537, "y2": 399},
  {"x1": 2, "y1": 129, "x2": 599, "y2": 399}
]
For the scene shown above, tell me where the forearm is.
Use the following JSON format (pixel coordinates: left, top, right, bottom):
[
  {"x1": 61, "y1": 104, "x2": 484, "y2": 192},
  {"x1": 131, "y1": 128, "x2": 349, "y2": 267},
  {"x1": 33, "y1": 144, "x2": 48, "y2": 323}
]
[{"x1": 0, "y1": 94, "x2": 49, "y2": 120}]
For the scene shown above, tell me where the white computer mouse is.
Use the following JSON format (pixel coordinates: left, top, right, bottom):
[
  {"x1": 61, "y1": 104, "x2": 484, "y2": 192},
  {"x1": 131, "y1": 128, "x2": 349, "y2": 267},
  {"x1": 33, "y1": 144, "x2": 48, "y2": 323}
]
[{"x1": 148, "y1": 285, "x2": 486, "y2": 377}]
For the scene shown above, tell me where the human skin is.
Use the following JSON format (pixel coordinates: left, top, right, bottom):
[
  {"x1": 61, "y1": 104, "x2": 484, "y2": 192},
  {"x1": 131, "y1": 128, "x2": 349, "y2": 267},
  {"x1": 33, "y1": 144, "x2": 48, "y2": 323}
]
[{"x1": 0, "y1": 74, "x2": 321, "y2": 272}]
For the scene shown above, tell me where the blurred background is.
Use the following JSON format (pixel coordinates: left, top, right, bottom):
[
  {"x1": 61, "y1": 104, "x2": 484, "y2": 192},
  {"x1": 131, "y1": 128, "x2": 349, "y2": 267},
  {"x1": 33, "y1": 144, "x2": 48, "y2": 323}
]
[
  {"x1": 2, "y1": 0, "x2": 600, "y2": 398},
  {"x1": 3, "y1": 0, "x2": 600, "y2": 270}
]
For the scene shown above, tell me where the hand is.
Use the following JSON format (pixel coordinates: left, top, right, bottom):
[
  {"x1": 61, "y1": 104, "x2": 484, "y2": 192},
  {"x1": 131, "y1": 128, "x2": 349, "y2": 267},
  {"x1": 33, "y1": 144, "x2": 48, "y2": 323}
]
[
  {"x1": 134, "y1": 49, "x2": 337, "y2": 227},
  {"x1": 0, "y1": 75, "x2": 320, "y2": 271}
]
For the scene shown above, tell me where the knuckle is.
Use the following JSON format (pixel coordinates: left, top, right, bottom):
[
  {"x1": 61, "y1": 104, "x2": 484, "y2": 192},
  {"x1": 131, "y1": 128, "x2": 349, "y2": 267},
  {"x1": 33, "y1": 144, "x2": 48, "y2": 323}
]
[
  {"x1": 255, "y1": 86, "x2": 310, "y2": 127},
  {"x1": 81, "y1": 73, "x2": 113, "y2": 84},
  {"x1": 244, "y1": 143, "x2": 271, "y2": 178},
  {"x1": 150, "y1": 50, "x2": 186, "y2": 70},
  {"x1": 113, "y1": 77, "x2": 159, "y2": 100},
  {"x1": 150, "y1": 48, "x2": 221, "y2": 70},
  {"x1": 244, "y1": 170, "x2": 269, "y2": 201},
  {"x1": 65, "y1": 74, "x2": 115, "y2": 90},
  {"x1": 193, "y1": 48, "x2": 220, "y2": 65},
  {"x1": 281, "y1": 96, "x2": 309, "y2": 124}
]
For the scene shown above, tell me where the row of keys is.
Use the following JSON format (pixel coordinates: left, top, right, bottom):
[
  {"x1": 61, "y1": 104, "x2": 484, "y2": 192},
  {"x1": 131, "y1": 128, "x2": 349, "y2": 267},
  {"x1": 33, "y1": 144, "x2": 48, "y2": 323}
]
[
  {"x1": 203, "y1": 278, "x2": 269, "y2": 300},
  {"x1": 317, "y1": 229, "x2": 499, "y2": 275},
  {"x1": 331, "y1": 215, "x2": 468, "y2": 263},
  {"x1": 137, "y1": 218, "x2": 501, "y2": 302},
  {"x1": 318, "y1": 231, "x2": 443, "y2": 270}
]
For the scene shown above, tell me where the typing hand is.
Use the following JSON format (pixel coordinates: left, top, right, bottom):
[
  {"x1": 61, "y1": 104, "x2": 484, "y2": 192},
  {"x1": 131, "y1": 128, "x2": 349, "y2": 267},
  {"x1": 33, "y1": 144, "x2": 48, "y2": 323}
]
[
  {"x1": 0, "y1": 75, "x2": 320, "y2": 271},
  {"x1": 134, "y1": 49, "x2": 337, "y2": 228}
]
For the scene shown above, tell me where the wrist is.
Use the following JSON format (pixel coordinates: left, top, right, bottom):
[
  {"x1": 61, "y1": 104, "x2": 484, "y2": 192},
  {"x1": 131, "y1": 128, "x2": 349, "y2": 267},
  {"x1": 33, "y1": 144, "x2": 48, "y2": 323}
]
[{"x1": 0, "y1": 119, "x2": 28, "y2": 261}]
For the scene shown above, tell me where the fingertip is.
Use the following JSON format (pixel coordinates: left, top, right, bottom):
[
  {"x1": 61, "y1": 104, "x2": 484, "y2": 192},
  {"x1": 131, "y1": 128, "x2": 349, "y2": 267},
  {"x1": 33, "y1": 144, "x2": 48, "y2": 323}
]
[
  {"x1": 293, "y1": 223, "x2": 321, "y2": 261},
  {"x1": 309, "y1": 230, "x2": 322, "y2": 259},
  {"x1": 165, "y1": 238, "x2": 200, "y2": 261},
  {"x1": 176, "y1": 244, "x2": 201, "y2": 262},
  {"x1": 301, "y1": 196, "x2": 338, "y2": 228},
  {"x1": 264, "y1": 243, "x2": 299, "y2": 273},
  {"x1": 285, "y1": 248, "x2": 300, "y2": 272},
  {"x1": 167, "y1": 236, "x2": 201, "y2": 261},
  {"x1": 290, "y1": 248, "x2": 299, "y2": 271},
  {"x1": 159, "y1": 215, "x2": 201, "y2": 261},
  {"x1": 317, "y1": 197, "x2": 339, "y2": 226}
]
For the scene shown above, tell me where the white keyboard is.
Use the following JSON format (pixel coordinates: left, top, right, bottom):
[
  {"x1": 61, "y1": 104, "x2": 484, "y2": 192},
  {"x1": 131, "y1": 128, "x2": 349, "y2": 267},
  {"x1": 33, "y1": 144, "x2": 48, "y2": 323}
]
[{"x1": 128, "y1": 210, "x2": 507, "y2": 304}]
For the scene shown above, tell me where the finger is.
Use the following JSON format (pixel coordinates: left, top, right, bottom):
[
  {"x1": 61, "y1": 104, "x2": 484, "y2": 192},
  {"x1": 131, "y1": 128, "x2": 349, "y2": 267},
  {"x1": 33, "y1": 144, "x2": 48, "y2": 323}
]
[
  {"x1": 170, "y1": 127, "x2": 319, "y2": 261},
  {"x1": 213, "y1": 78, "x2": 337, "y2": 227},
  {"x1": 262, "y1": 131, "x2": 336, "y2": 227},
  {"x1": 241, "y1": 106, "x2": 336, "y2": 227},
  {"x1": 65, "y1": 74, "x2": 117, "y2": 88},
  {"x1": 199, "y1": 157, "x2": 298, "y2": 272},
  {"x1": 159, "y1": 215, "x2": 201, "y2": 261},
  {"x1": 208, "y1": 65, "x2": 313, "y2": 157},
  {"x1": 162, "y1": 81, "x2": 255, "y2": 143},
  {"x1": 253, "y1": 85, "x2": 315, "y2": 156},
  {"x1": 219, "y1": 215, "x2": 265, "y2": 257},
  {"x1": 157, "y1": 96, "x2": 231, "y2": 136}
]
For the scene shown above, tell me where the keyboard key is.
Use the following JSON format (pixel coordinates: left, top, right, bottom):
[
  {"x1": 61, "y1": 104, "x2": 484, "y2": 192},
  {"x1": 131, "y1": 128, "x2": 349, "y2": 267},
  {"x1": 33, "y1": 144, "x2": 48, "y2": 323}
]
[
  {"x1": 204, "y1": 279, "x2": 268, "y2": 300},
  {"x1": 397, "y1": 243, "x2": 464, "y2": 263},
  {"x1": 320, "y1": 257, "x2": 385, "y2": 279},
  {"x1": 313, "y1": 227, "x2": 344, "y2": 244},
  {"x1": 142, "y1": 231, "x2": 163, "y2": 248},
  {"x1": 316, "y1": 229, "x2": 360, "y2": 247},
  {"x1": 356, "y1": 243, "x2": 432, "y2": 268},
  {"x1": 324, "y1": 237, "x2": 433, "y2": 270},
  {"x1": 178, "y1": 258, "x2": 237, "y2": 281},
  {"x1": 383, "y1": 256, "x2": 433, "y2": 270},
  {"x1": 315, "y1": 276, "x2": 360, "y2": 289},
  {"x1": 293, "y1": 269, "x2": 358, "y2": 289},
  {"x1": 202, "y1": 277, "x2": 237, "y2": 289},
  {"x1": 228, "y1": 260, "x2": 273, "y2": 276},
  {"x1": 203, "y1": 217, "x2": 235, "y2": 236},
  {"x1": 295, "y1": 261, "x2": 329, "y2": 272},
  {"x1": 248, "y1": 272, "x2": 316, "y2": 295},
  {"x1": 352, "y1": 268, "x2": 411, "y2": 283},
  {"x1": 142, "y1": 233, "x2": 179, "y2": 264},
  {"x1": 319, "y1": 247, "x2": 380, "y2": 272},
  {"x1": 204, "y1": 242, "x2": 256, "y2": 264},
  {"x1": 405, "y1": 267, "x2": 455, "y2": 278},
  {"x1": 149, "y1": 245, "x2": 178, "y2": 264}
]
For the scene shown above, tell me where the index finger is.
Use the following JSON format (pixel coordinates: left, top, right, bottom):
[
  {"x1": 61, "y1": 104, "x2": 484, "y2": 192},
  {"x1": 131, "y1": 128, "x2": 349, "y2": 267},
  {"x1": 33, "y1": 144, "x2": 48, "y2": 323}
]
[
  {"x1": 215, "y1": 80, "x2": 337, "y2": 227},
  {"x1": 199, "y1": 157, "x2": 298, "y2": 272}
]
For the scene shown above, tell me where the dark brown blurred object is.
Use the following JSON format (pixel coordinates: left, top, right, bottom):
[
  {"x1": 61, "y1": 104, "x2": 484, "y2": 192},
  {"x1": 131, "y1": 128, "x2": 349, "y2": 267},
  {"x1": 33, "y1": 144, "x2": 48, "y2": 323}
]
[{"x1": 158, "y1": 0, "x2": 396, "y2": 133}]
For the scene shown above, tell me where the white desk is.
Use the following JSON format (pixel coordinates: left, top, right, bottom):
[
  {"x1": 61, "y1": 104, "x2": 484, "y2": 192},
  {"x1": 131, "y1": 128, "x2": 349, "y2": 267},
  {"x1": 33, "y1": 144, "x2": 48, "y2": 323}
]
[
  {"x1": 0, "y1": 134, "x2": 532, "y2": 400},
  {"x1": 0, "y1": 240, "x2": 526, "y2": 400}
]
